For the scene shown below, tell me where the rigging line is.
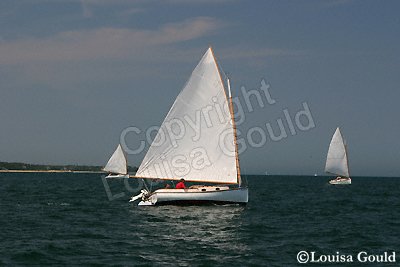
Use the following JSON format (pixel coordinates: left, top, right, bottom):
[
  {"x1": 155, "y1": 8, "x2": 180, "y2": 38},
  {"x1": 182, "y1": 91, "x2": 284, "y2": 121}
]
[
  {"x1": 150, "y1": 179, "x2": 154, "y2": 192},
  {"x1": 142, "y1": 178, "x2": 150, "y2": 191}
]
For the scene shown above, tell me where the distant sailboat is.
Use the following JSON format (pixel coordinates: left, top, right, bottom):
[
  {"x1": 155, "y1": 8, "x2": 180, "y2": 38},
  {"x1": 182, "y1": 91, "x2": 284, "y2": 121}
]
[
  {"x1": 325, "y1": 127, "x2": 351, "y2": 185},
  {"x1": 129, "y1": 47, "x2": 248, "y2": 206},
  {"x1": 103, "y1": 144, "x2": 129, "y2": 178}
]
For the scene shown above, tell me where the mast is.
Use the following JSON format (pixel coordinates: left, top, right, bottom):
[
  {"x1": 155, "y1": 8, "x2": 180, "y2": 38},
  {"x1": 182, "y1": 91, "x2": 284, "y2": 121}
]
[
  {"x1": 123, "y1": 147, "x2": 128, "y2": 174},
  {"x1": 345, "y1": 143, "x2": 350, "y2": 178},
  {"x1": 210, "y1": 46, "x2": 242, "y2": 186},
  {"x1": 227, "y1": 77, "x2": 242, "y2": 186},
  {"x1": 340, "y1": 129, "x2": 350, "y2": 178}
]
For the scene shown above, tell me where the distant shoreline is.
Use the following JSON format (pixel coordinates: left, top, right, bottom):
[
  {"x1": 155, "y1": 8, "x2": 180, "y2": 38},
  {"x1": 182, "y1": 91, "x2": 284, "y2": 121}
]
[
  {"x1": 0, "y1": 161, "x2": 138, "y2": 173},
  {"x1": 0, "y1": 170, "x2": 105, "y2": 173}
]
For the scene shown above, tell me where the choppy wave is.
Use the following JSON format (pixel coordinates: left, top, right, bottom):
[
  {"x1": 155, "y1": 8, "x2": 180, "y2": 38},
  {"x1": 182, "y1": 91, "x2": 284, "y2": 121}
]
[{"x1": 0, "y1": 173, "x2": 399, "y2": 266}]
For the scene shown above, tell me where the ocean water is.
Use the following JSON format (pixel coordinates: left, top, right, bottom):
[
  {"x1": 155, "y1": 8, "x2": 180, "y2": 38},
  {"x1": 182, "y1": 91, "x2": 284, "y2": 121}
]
[{"x1": 0, "y1": 173, "x2": 399, "y2": 266}]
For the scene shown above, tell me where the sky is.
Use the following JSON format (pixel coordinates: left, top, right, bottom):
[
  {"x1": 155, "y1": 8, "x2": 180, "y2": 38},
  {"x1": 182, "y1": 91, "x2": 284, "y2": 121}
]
[{"x1": 0, "y1": 0, "x2": 399, "y2": 176}]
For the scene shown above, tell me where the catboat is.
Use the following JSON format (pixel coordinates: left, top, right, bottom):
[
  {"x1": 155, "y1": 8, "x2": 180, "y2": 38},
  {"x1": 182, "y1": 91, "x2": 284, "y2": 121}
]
[
  {"x1": 103, "y1": 144, "x2": 129, "y2": 179},
  {"x1": 129, "y1": 47, "x2": 248, "y2": 206},
  {"x1": 325, "y1": 127, "x2": 351, "y2": 185},
  {"x1": 133, "y1": 187, "x2": 248, "y2": 206}
]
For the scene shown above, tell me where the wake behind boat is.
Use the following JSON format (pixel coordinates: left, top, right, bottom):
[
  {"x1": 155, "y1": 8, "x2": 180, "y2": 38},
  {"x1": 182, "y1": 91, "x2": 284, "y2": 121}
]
[
  {"x1": 325, "y1": 127, "x2": 351, "y2": 185},
  {"x1": 129, "y1": 47, "x2": 248, "y2": 206}
]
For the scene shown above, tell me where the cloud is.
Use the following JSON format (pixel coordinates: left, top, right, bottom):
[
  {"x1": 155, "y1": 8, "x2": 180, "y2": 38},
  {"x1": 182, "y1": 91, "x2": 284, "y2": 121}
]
[
  {"x1": 79, "y1": 0, "x2": 236, "y2": 5},
  {"x1": 78, "y1": 0, "x2": 237, "y2": 17},
  {"x1": 0, "y1": 17, "x2": 223, "y2": 65},
  {"x1": 164, "y1": 0, "x2": 238, "y2": 3}
]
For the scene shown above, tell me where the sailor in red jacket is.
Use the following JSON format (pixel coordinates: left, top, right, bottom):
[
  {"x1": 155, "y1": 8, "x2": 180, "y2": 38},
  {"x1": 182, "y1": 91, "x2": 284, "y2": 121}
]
[{"x1": 175, "y1": 178, "x2": 186, "y2": 189}]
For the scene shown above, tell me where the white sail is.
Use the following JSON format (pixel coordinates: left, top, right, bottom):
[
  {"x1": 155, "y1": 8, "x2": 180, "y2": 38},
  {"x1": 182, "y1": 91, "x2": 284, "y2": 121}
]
[
  {"x1": 104, "y1": 144, "x2": 128, "y2": 175},
  {"x1": 135, "y1": 48, "x2": 238, "y2": 184},
  {"x1": 325, "y1": 128, "x2": 350, "y2": 177}
]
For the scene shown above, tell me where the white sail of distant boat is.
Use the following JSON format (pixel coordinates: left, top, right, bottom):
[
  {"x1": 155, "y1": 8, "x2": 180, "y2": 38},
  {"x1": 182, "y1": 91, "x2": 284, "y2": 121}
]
[
  {"x1": 103, "y1": 144, "x2": 129, "y2": 178},
  {"x1": 325, "y1": 127, "x2": 351, "y2": 185},
  {"x1": 129, "y1": 47, "x2": 248, "y2": 205}
]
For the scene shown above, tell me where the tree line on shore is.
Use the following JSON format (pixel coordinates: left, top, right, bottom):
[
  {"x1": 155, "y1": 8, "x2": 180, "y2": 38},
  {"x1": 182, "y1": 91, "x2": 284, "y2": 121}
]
[{"x1": 0, "y1": 162, "x2": 138, "y2": 172}]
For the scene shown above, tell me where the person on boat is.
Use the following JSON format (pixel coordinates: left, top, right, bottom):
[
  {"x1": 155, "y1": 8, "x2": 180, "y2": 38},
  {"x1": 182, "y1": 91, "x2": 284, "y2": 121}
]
[{"x1": 175, "y1": 178, "x2": 186, "y2": 189}]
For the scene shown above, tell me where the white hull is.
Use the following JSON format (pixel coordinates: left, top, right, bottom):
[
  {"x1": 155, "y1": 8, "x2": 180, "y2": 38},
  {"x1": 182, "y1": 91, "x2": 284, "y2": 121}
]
[
  {"x1": 329, "y1": 178, "x2": 351, "y2": 185},
  {"x1": 106, "y1": 174, "x2": 129, "y2": 179},
  {"x1": 137, "y1": 186, "x2": 248, "y2": 206}
]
